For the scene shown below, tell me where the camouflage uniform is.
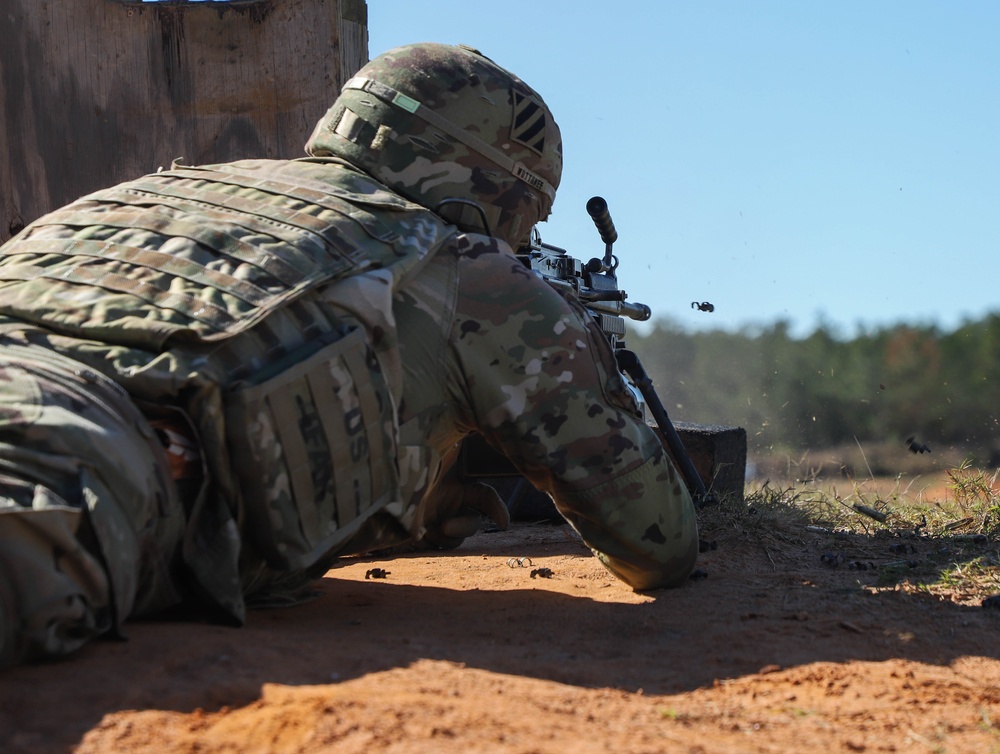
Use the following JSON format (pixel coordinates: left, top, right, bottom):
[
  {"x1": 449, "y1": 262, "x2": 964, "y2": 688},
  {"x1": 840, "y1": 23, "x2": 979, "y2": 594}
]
[
  {"x1": 0, "y1": 43, "x2": 697, "y2": 668},
  {"x1": 391, "y1": 237, "x2": 698, "y2": 588}
]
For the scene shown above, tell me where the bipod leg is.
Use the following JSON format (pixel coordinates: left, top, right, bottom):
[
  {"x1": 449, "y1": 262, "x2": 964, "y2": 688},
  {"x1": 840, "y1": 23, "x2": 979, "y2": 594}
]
[{"x1": 615, "y1": 349, "x2": 717, "y2": 508}]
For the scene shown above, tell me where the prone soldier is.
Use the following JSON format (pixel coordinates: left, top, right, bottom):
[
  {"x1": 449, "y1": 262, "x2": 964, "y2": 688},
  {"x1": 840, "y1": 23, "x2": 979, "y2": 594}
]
[{"x1": 0, "y1": 42, "x2": 698, "y2": 668}]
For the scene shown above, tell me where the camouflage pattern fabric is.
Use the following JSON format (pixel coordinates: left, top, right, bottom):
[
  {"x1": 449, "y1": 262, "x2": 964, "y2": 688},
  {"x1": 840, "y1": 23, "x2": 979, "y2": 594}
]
[
  {"x1": 391, "y1": 234, "x2": 700, "y2": 590},
  {"x1": 306, "y1": 43, "x2": 562, "y2": 251},
  {"x1": 0, "y1": 336, "x2": 184, "y2": 668},
  {"x1": 0, "y1": 157, "x2": 453, "y2": 350},
  {"x1": 224, "y1": 323, "x2": 401, "y2": 574},
  {"x1": 0, "y1": 157, "x2": 458, "y2": 647}
]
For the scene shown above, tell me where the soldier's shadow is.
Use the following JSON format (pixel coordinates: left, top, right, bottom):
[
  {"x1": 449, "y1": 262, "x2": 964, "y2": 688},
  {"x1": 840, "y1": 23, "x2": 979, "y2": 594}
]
[{"x1": 3, "y1": 532, "x2": 999, "y2": 754}]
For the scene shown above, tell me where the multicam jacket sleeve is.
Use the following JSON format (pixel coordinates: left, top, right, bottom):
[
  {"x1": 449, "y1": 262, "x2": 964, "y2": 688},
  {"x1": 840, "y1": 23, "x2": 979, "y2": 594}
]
[{"x1": 394, "y1": 234, "x2": 699, "y2": 590}]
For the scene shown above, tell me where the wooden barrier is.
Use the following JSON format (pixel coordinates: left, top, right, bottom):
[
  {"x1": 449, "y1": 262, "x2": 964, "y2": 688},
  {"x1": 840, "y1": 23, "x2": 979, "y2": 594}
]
[{"x1": 0, "y1": 0, "x2": 368, "y2": 241}]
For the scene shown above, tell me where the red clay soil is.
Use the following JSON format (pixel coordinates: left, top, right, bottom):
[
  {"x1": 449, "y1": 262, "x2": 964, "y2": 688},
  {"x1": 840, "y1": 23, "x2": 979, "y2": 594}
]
[{"x1": 2, "y1": 516, "x2": 999, "y2": 753}]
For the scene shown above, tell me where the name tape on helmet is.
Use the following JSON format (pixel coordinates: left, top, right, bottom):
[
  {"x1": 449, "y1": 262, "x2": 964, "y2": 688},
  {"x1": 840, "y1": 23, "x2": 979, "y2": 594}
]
[
  {"x1": 342, "y1": 76, "x2": 556, "y2": 203},
  {"x1": 512, "y1": 163, "x2": 548, "y2": 193}
]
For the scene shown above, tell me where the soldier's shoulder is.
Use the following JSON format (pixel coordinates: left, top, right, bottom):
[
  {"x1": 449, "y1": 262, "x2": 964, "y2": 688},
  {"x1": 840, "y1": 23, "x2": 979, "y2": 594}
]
[{"x1": 449, "y1": 232, "x2": 515, "y2": 259}]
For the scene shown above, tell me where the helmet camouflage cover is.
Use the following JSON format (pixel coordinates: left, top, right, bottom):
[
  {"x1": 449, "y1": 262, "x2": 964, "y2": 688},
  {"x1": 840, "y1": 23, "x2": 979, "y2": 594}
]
[{"x1": 305, "y1": 42, "x2": 563, "y2": 249}]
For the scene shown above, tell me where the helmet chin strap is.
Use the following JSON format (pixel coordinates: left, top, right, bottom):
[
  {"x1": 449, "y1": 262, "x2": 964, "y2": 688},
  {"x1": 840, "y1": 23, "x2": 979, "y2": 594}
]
[{"x1": 342, "y1": 76, "x2": 556, "y2": 205}]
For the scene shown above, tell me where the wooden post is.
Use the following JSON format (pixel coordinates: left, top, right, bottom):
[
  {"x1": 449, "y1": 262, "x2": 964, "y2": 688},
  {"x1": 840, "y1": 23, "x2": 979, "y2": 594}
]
[{"x1": 0, "y1": 0, "x2": 369, "y2": 241}]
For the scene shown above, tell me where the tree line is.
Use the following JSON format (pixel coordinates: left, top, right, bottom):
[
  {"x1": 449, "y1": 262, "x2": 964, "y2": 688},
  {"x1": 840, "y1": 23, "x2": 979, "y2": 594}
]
[{"x1": 628, "y1": 313, "x2": 1000, "y2": 465}]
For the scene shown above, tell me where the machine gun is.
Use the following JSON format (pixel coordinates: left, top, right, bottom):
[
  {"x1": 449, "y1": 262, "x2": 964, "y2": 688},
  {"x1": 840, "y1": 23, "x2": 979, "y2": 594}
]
[
  {"x1": 517, "y1": 196, "x2": 652, "y2": 352},
  {"x1": 461, "y1": 196, "x2": 715, "y2": 508}
]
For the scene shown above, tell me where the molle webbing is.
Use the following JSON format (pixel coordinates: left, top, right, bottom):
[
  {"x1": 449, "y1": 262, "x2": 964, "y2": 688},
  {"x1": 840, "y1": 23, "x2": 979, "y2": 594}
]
[
  {"x1": 0, "y1": 239, "x2": 250, "y2": 334},
  {"x1": 0, "y1": 239, "x2": 276, "y2": 307},
  {"x1": 0, "y1": 162, "x2": 451, "y2": 347},
  {"x1": 20, "y1": 209, "x2": 317, "y2": 286},
  {"x1": 224, "y1": 326, "x2": 398, "y2": 571}
]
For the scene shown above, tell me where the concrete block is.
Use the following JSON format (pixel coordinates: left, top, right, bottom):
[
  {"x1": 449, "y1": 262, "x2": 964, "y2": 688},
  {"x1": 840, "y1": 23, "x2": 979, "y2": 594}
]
[
  {"x1": 673, "y1": 422, "x2": 747, "y2": 504},
  {"x1": 462, "y1": 421, "x2": 748, "y2": 520}
]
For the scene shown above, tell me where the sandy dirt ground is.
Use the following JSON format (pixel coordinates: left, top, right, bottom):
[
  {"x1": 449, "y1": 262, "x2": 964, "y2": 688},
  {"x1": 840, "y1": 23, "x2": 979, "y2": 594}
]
[{"x1": 2, "y1": 508, "x2": 999, "y2": 753}]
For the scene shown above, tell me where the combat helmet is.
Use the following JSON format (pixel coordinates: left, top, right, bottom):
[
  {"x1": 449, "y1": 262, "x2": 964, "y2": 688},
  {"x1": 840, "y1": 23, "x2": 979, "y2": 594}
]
[{"x1": 305, "y1": 42, "x2": 562, "y2": 249}]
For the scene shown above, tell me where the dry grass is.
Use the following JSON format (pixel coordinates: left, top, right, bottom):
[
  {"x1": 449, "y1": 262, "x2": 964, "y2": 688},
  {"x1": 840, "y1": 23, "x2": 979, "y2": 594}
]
[{"x1": 705, "y1": 462, "x2": 1000, "y2": 606}]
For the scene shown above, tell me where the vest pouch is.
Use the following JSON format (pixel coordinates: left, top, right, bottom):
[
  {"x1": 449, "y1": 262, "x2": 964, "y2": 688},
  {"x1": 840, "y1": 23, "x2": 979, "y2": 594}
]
[{"x1": 224, "y1": 326, "x2": 399, "y2": 571}]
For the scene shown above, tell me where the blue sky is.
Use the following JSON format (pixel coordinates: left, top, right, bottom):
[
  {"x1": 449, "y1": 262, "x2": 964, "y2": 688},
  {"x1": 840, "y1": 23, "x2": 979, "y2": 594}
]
[{"x1": 368, "y1": 2, "x2": 1000, "y2": 338}]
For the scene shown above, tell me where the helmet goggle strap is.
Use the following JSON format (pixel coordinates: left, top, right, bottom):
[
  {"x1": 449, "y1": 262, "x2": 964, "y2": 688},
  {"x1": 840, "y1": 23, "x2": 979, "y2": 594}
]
[
  {"x1": 433, "y1": 198, "x2": 494, "y2": 237},
  {"x1": 431, "y1": 198, "x2": 525, "y2": 246},
  {"x1": 341, "y1": 76, "x2": 556, "y2": 206}
]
